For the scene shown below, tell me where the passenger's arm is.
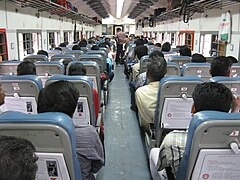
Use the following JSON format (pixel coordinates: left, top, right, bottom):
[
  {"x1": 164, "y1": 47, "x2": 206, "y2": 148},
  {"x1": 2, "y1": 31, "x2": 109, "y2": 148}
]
[
  {"x1": 91, "y1": 131, "x2": 104, "y2": 173},
  {"x1": 231, "y1": 94, "x2": 240, "y2": 112}
]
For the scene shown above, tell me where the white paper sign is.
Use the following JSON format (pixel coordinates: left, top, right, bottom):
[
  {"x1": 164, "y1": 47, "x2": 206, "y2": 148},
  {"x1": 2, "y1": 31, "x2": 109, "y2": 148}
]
[
  {"x1": 219, "y1": 11, "x2": 231, "y2": 43},
  {"x1": 161, "y1": 98, "x2": 193, "y2": 129},
  {"x1": 73, "y1": 97, "x2": 90, "y2": 126},
  {"x1": 192, "y1": 149, "x2": 240, "y2": 180},
  {"x1": 0, "y1": 96, "x2": 37, "y2": 114},
  {"x1": 35, "y1": 152, "x2": 70, "y2": 180}
]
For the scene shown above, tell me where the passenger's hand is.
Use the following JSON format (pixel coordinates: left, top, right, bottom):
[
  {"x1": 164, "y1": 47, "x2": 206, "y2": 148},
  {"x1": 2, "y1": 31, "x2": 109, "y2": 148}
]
[{"x1": 231, "y1": 94, "x2": 240, "y2": 112}]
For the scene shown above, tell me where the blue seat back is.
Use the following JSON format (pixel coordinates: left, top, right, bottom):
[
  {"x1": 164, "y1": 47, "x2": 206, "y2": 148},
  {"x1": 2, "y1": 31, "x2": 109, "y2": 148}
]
[
  {"x1": 182, "y1": 63, "x2": 211, "y2": 81},
  {"x1": 210, "y1": 76, "x2": 240, "y2": 96},
  {"x1": 168, "y1": 56, "x2": 191, "y2": 68},
  {"x1": 231, "y1": 63, "x2": 240, "y2": 77},
  {"x1": 0, "y1": 75, "x2": 42, "y2": 114},
  {"x1": 23, "y1": 54, "x2": 48, "y2": 62},
  {"x1": 0, "y1": 111, "x2": 82, "y2": 180},
  {"x1": 177, "y1": 111, "x2": 240, "y2": 180},
  {"x1": 64, "y1": 50, "x2": 84, "y2": 60},
  {"x1": 155, "y1": 76, "x2": 204, "y2": 146},
  {"x1": 0, "y1": 60, "x2": 21, "y2": 75},
  {"x1": 79, "y1": 54, "x2": 106, "y2": 73}
]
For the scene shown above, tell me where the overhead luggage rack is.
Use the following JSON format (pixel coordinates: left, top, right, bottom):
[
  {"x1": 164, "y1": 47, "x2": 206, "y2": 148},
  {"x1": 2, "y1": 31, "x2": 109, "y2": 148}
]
[
  {"x1": 8, "y1": 0, "x2": 98, "y2": 25},
  {"x1": 156, "y1": 0, "x2": 240, "y2": 22}
]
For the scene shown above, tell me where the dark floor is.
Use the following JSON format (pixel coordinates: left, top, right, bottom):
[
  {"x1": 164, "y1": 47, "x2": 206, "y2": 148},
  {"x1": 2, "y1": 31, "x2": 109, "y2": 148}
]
[{"x1": 96, "y1": 65, "x2": 152, "y2": 180}]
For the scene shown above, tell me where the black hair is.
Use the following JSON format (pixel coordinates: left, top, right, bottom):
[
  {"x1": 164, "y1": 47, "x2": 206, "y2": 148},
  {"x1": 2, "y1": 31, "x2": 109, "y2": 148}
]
[
  {"x1": 192, "y1": 82, "x2": 233, "y2": 113},
  {"x1": 161, "y1": 42, "x2": 171, "y2": 52},
  {"x1": 91, "y1": 45, "x2": 100, "y2": 50},
  {"x1": 59, "y1": 43, "x2": 67, "y2": 47},
  {"x1": 155, "y1": 43, "x2": 161, "y2": 48},
  {"x1": 149, "y1": 50, "x2": 164, "y2": 59},
  {"x1": 191, "y1": 53, "x2": 206, "y2": 63},
  {"x1": 179, "y1": 45, "x2": 191, "y2": 56},
  {"x1": 210, "y1": 56, "x2": 231, "y2": 77},
  {"x1": 72, "y1": 45, "x2": 81, "y2": 50},
  {"x1": 78, "y1": 39, "x2": 87, "y2": 47},
  {"x1": 135, "y1": 38, "x2": 144, "y2": 46},
  {"x1": 68, "y1": 62, "x2": 86, "y2": 76},
  {"x1": 227, "y1": 56, "x2": 238, "y2": 64},
  {"x1": 0, "y1": 135, "x2": 38, "y2": 180},
  {"x1": 17, "y1": 61, "x2": 36, "y2": 75},
  {"x1": 54, "y1": 47, "x2": 62, "y2": 52},
  {"x1": 37, "y1": 81, "x2": 79, "y2": 118},
  {"x1": 134, "y1": 45, "x2": 148, "y2": 60},
  {"x1": 37, "y1": 50, "x2": 48, "y2": 57},
  {"x1": 146, "y1": 56, "x2": 167, "y2": 82}
]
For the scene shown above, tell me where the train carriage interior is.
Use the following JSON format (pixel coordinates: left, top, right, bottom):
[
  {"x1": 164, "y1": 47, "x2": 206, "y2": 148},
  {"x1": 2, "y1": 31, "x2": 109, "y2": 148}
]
[{"x1": 1, "y1": 0, "x2": 240, "y2": 179}]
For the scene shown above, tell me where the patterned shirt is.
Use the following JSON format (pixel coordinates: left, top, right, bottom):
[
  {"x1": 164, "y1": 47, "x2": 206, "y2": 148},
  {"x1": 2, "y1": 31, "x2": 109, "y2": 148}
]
[
  {"x1": 75, "y1": 125, "x2": 104, "y2": 180},
  {"x1": 157, "y1": 130, "x2": 187, "y2": 178}
]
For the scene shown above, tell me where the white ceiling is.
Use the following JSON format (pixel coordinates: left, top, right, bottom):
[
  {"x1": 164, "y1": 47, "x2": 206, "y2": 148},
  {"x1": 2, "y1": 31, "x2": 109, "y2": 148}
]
[{"x1": 69, "y1": 0, "x2": 168, "y2": 20}]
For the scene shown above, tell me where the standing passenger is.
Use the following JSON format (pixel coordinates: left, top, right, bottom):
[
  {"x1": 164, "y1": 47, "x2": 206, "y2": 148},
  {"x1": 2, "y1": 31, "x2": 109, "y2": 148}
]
[{"x1": 115, "y1": 28, "x2": 126, "y2": 65}]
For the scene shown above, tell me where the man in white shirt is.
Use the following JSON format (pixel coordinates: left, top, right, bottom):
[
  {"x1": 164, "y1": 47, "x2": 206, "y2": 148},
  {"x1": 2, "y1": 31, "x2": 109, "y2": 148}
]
[{"x1": 135, "y1": 56, "x2": 167, "y2": 134}]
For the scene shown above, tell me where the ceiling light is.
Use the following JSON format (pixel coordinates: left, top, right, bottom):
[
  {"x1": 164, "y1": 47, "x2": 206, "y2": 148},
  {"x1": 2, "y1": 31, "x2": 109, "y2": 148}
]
[{"x1": 116, "y1": 0, "x2": 125, "y2": 19}]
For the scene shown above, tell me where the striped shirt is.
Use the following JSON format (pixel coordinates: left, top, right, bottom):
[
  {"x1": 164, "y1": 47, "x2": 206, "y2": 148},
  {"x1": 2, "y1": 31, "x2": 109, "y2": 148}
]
[
  {"x1": 75, "y1": 125, "x2": 104, "y2": 180},
  {"x1": 157, "y1": 130, "x2": 187, "y2": 178}
]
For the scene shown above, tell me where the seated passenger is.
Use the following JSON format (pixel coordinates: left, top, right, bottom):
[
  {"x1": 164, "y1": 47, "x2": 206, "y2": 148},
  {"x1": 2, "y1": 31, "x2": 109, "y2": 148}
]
[
  {"x1": 227, "y1": 55, "x2": 238, "y2": 64},
  {"x1": 37, "y1": 81, "x2": 104, "y2": 180},
  {"x1": 191, "y1": 53, "x2": 206, "y2": 63},
  {"x1": 130, "y1": 51, "x2": 164, "y2": 111},
  {"x1": 72, "y1": 45, "x2": 81, "y2": 50},
  {"x1": 153, "y1": 82, "x2": 240, "y2": 178},
  {"x1": 68, "y1": 62, "x2": 100, "y2": 122},
  {"x1": 132, "y1": 45, "x2": 148, "y2": 81},
  {"x1": 90, "y1": 45, "x2": 114, "y2": 82},
  {"x1": 0, "y1": 135, "x2": 38, "y2": 180},
  {"x1": 37, "y1": 50, "x2": 49, "y2": 57},
  {"x1": 179, "y1": 45, "x2": 191, "y2": 57},
  {"x1": 135, "y1": 57, "x2": 167, "y2": 133},
  {"x1": 161, "y1": 42, "x2": 171, "y2": 52},
  {"x1": 17, "y1": 61, "x2": 36, "y2": 75},
  {"x1": 210, "y1": 56, "x2": 232, "y2": 77}
]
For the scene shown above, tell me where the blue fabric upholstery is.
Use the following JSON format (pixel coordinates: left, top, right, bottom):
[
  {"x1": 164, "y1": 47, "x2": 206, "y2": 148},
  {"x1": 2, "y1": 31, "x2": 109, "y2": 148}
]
[
  {"x1": 176, "y1": 111, "x2": 240, "y2": 180},
  {"x1": 0, "y1": 111, "x2": 82, "y2": 180},
  {"x1": 0, "y1": 75, "x2": 43, "y2": 89},
  {"x1": 209, "y1": 76, "x2": 240, "y2": 82},
  {"x1": 181, "y1": 62, "x2": 210, "y2": 76}
]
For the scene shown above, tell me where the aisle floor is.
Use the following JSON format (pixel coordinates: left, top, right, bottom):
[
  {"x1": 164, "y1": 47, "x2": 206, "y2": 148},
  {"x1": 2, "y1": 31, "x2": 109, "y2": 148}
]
[{"x1": 96, "y1": 65, "x2": 152, "y2": 180}]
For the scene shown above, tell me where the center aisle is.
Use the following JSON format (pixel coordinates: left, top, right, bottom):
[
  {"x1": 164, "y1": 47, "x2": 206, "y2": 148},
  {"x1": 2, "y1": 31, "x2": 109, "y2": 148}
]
[{"x1": 97, "y1": 65, "x2": 152, "y2": 180}]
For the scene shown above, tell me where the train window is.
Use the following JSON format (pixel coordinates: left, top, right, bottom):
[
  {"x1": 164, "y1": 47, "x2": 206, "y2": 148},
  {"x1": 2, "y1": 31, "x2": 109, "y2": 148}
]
[
  {"x1": 18, "y1": 32, "x2": 41, "y2": 60},
  {"x1": 0, "y1": 29, "x2": 8, "y2": 61},
  {"x1": 48, "y1": 32, "x2": 60, "y2": 50},
  {"x1": 64, "y1": 32, "x2": 69, "y2": 44},
  {"x1": 211, "y1": 34, "x2": 226, "y2": 56}
]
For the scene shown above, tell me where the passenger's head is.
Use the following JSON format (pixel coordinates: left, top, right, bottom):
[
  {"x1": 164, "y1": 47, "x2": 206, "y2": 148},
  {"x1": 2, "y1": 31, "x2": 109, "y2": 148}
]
[
  {"x1": 54, "y1": 47, "x2": 62, "y2": 52},
  {"x1": 192, "y1": 82, "x2": 233, "y2": 113},
  {"x1": 135, "y1": 38, "x2": 144, "y2": 46},
  {"x1": 210, "y1": 56, "x2": 231, "y2": 77},
  {"x1": 68, "y1": 62, "x2": 86, "y2": 76},
  {"x1": 227, "y1": 56, "x2": 238, "y2": 64},
  {"x1": 149, "y1": 50, "x2": 164, "y2": 59},
  {"x1": 146, "y1": 56, "x2": 167, "y2": 82},
  {"x1": 191, "y1": 53, "x2": 206, "y2": 63},
  {"x1": 59, "y1": 43, "x2": 67, "y2": 47},
  {"x1": 161, "y1": 42, "x2": 171, "y2": 52},
  {"x1": 37, "y1": 50, "x2": 48, "y2": 57},
  {"x1": 37, "y1": 81, "x2": 79, "y2": 118},
  {"x1": 91, "y1": 45, "x2": 100, "y2": 50},
  {"x1": 0, "y1": 135, "x2": 38, "y2": 180},
  {"x1": 72, "y1": 45, "x2": 81, "y2": 50},
  {"x1": 79, "y1": 39, "x2": 87, "y2": 47},
  {"x1": 134, "y1": 45, "x2": 148, "y2": 60},
  {"x1": 179, "y1": 45, "x2": 191, "y2": 56},
  {"x1": 17, "y1": 61, "x2": 36, "y2": 75},
  {"x1": 116, "y1": 28, "x2": 121, "y2": 32},
  {"x1": 155, "y1": 43, "x2": 161, "y2": 48}
]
